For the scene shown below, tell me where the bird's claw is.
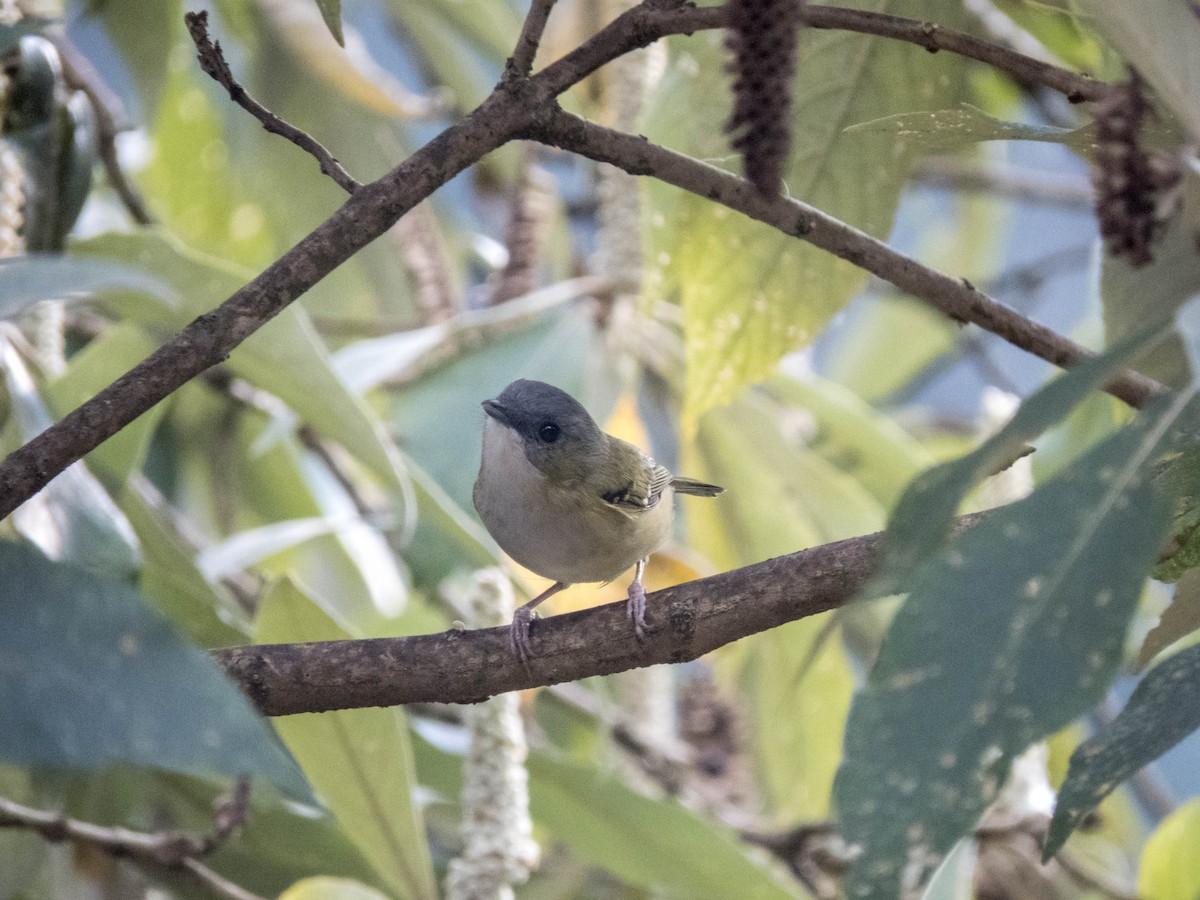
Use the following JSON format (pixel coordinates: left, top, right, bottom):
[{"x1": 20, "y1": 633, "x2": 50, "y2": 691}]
[
  {"x1": 626, "y1": 580, "x2": 647, "y2": 643},
  {"x1": 509, "y1": 606, "x2": 539, "y2": 669}
]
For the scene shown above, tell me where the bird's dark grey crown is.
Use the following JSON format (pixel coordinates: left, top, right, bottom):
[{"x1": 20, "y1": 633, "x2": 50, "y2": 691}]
[{"x1": 491, "y1": 379, "x2": 600, "y2": 441}]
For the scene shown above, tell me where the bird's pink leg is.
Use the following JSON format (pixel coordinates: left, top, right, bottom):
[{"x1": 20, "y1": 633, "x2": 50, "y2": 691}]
[
  {"x1": 626, "y1": 558, "x2": 648, "y2": 642},
  {"x1": 510, "y1": 581, "x2": 568, "y2": 667}
]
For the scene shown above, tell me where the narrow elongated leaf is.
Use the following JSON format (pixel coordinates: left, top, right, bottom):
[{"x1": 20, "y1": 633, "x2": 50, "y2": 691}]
[
  {"x1": 117, "y1": 482, "x2": 250, "y2": 648},
  {"x1": 0, "y1": 256, "x2": 177, "y2": 319},
  {"x1": 1045, "y1": 643, "x2": 1200, "y2": 857},
  {"x1": 1, "y1": 336, "x2": 141, "y2": 578},
  {"x1": 256, "y1": 580, "x2": 437, "y2": 900},
  {"x1": 836, "y1": 390, "x2": 1192, "y2": 898},
  {"x1": 527, "y1": 753, "x2": 801, "y2": 900},
  {"x1": 0, "y1": 540, "x2": 307, "y2": 796},
  {"x1": 313, "y1": 0, "x2": 344, "y2": 46},
  {"x1": 1137, "y1": 567, "x2": 1200, "y2": 668},
  {"x1": 869, "y1": 323, "x2": 1170, "y2": 597},
  {"x1": 846, "y1": 105, "x2": 1095, "y2": 154}
]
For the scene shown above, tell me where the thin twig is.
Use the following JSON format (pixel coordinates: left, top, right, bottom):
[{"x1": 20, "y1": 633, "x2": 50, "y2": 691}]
[
  {"x1": 507, "y1": 0, "x2": 560, "y2": 79},
  {"x1": 0, "y1": 781, "x2": 261, "y2": 900},
  {"x1": 47, "y1": 33, "x2": 155, "y2": 225},
  {"x1": 528, "y1": 109, "x2": 1164, "y2": 409},
  {"x1": 184, "y1": 11, "x2": 362, "y2": 195}
]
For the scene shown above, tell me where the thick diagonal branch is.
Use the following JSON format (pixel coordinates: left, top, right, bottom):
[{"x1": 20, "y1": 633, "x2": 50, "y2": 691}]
[{"x1": 216, "y1": 515, "x2": 988, "y2": 715}]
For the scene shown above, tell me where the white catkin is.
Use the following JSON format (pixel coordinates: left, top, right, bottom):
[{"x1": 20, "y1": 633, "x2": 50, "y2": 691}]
[
  {"x1": 444, "y1": 569, "x2": 539, "y2": 900},
  {"x1": 0, "y1": 142, "x2": 26, "y2": 259}
]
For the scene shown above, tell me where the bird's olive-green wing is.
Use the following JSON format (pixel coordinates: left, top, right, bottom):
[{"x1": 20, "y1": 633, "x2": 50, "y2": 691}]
[{"x1": 599, "y1": 439, "x2": 672, "y2": 511}]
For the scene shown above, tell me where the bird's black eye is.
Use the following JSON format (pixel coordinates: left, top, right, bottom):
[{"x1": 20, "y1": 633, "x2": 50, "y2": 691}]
[{"x1": 538, "y1": 423, "x2": 561, "y2": 443}]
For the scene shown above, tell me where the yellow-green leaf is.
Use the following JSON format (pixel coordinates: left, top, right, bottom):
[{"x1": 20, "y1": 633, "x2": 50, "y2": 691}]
[{"x1": 1138, "y1": 799, "x2": 1200, "y2": 900}]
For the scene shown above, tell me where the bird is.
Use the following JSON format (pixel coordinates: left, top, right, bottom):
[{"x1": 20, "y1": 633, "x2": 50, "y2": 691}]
[{"x1": 473, "y1": 379, "x2": 723, "y2": 665}]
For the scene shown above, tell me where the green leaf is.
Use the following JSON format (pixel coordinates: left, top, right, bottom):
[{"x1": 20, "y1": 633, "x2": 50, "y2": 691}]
[
  {"x1": 2, "y1": 336, "x2": 142, "y2": 578},
  {"x1": 868, "y1": 323, "x2": 1171, "y2": 597},
  {"x1": 845, "y1": 104, "x2": 1096, "y2": 154},
  {"x1": 1072, "y1": 0, "x2": 1200, "y2": 140},
  {"x1": 643, "y1": 0, "x2": 971, "y2": 420},
  {"x1": 0, "y1": 255, "x2": 177, "y2": 321},
  {"x1": 0, "y1": 540, "x2": 307, "y2": 796},
  {"x1": 117, "y1": 482, "x2": 250, "y2": 648},
  {"x1": 45, "y1": 324, "x2": 167, "y2": 487},
  {"x1": 1137, "y1": 567, "x2": 1200, "y2": 668},
  {"x1": 256, "y1": 580, "x2": 438, "y2": 900},
  {"x1": 1138, "y1": 799, "x2": 1200, "y2": 900},
  {"x1": 836, "y1": 390, "x2": 1192, "y2": 898},
  {"x1": 528, "y1": 753, "x2": 801, "y2": 899},
  {"x1": 1103, "y1": 175, "x2": 1200, "y2": 387},
  {"x1": 313, "y1": 0, "x2": 344, "y2": 46},
  {"x1": 73, "y1": 231, "x2": 412, "y2": 498},
  {"x1": 768, "y1": 373, "x2": 934, "y2": 509},
  {"x1": 919, "y1": 839, "x2": 977, "y2": 900},
  {"x1": 1045, "y1": 643, "x2": 1200, "y2": 858}
]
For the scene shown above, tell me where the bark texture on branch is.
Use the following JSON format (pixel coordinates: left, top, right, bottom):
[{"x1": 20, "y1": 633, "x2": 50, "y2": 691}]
[{"x1": 218, "y1": 517, "x2": 939, "y2": 715}]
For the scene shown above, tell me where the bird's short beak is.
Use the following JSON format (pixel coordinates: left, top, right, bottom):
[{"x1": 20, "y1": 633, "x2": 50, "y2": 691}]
[{"x1": 481, "y1": 399, "x2": 510, "y2": 426}]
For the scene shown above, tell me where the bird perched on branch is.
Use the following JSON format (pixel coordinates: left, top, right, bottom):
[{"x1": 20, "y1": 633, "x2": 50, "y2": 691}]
[{"x1": 473, "y1": 379, "x2": 723, "y2": 665}]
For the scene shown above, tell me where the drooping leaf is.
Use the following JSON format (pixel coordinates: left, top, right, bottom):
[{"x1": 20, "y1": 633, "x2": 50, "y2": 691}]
[
  {"x1": 117, "y1": 481, "x2": 251, "y2": 648},
  {"x1": 643, "y1": 1, "x2": 972, "y2": 420},
  {"x1": 836, "y1": 389, "x2": 1193, "y2": 898},
  {"x1": 846, "y1": 105, "x2": 1096, "y2": 154},
  {"x1": 1137, "y1": 567, "x2": 1200, "y2": 668},
  {"x1": 1, "y1": 336, "x2": 142, "y2": 578},
  {"x1": 1137, "y1": 799, "x2": 1200, "y2": 900},
  {"x1": 1045, "y1": 643, "x2": 1200, "y2": 857},
  {"x1": 256, "y1": 580, "x2": 438, "y2": 900},
  {"x1": 0, "y1": 540, "x2": 307, "y2": 796},
  {"x1": 312, "y1": 0, "x2": 344, "y2": 46},
  {"x1": 0, "y1": 256, "x2": 177, "y2": 321},
  {"x1": 1072, "y1": 0, "x2": 1200, "y2": 140},
  {"x1": 868, "y1": 322, "x2": 1172, "y2": 597}
]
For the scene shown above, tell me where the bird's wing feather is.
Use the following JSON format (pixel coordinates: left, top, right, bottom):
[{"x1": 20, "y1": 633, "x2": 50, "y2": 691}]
[{"x1": 599, "y1": 440, "x2": 671, "y2": 512}]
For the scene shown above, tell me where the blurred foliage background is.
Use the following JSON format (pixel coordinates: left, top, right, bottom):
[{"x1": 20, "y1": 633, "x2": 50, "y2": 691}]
[{"x1": 2, "y1": 0, "x2": 1200, "y2": 897}]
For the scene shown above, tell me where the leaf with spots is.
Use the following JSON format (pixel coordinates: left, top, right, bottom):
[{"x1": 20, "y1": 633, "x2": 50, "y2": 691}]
[
  {"x1": 834, "y1": 389, "x2": 1194, "y2": 899},
  {"x1": 867, "y1": 322, "x2": 1172, "y2": 598},
  {"x1": 845, "y1": 104, "x2": 1097, "y2": 155},
  {"x1": 642, "y1": 1, "x2": 972, "y2": 422},
  {"x1": 1044, "y1": 644, "x2": 1200, "y2": 859},
  {"x1": 0, "y1": 540, "x2": 308, "y2": 796}
]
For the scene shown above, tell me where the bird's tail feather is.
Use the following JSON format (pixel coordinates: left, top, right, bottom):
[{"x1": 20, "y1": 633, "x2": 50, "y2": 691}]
[{"x1": 671, "y1": 476, "x2": 724, "y2": 497}]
